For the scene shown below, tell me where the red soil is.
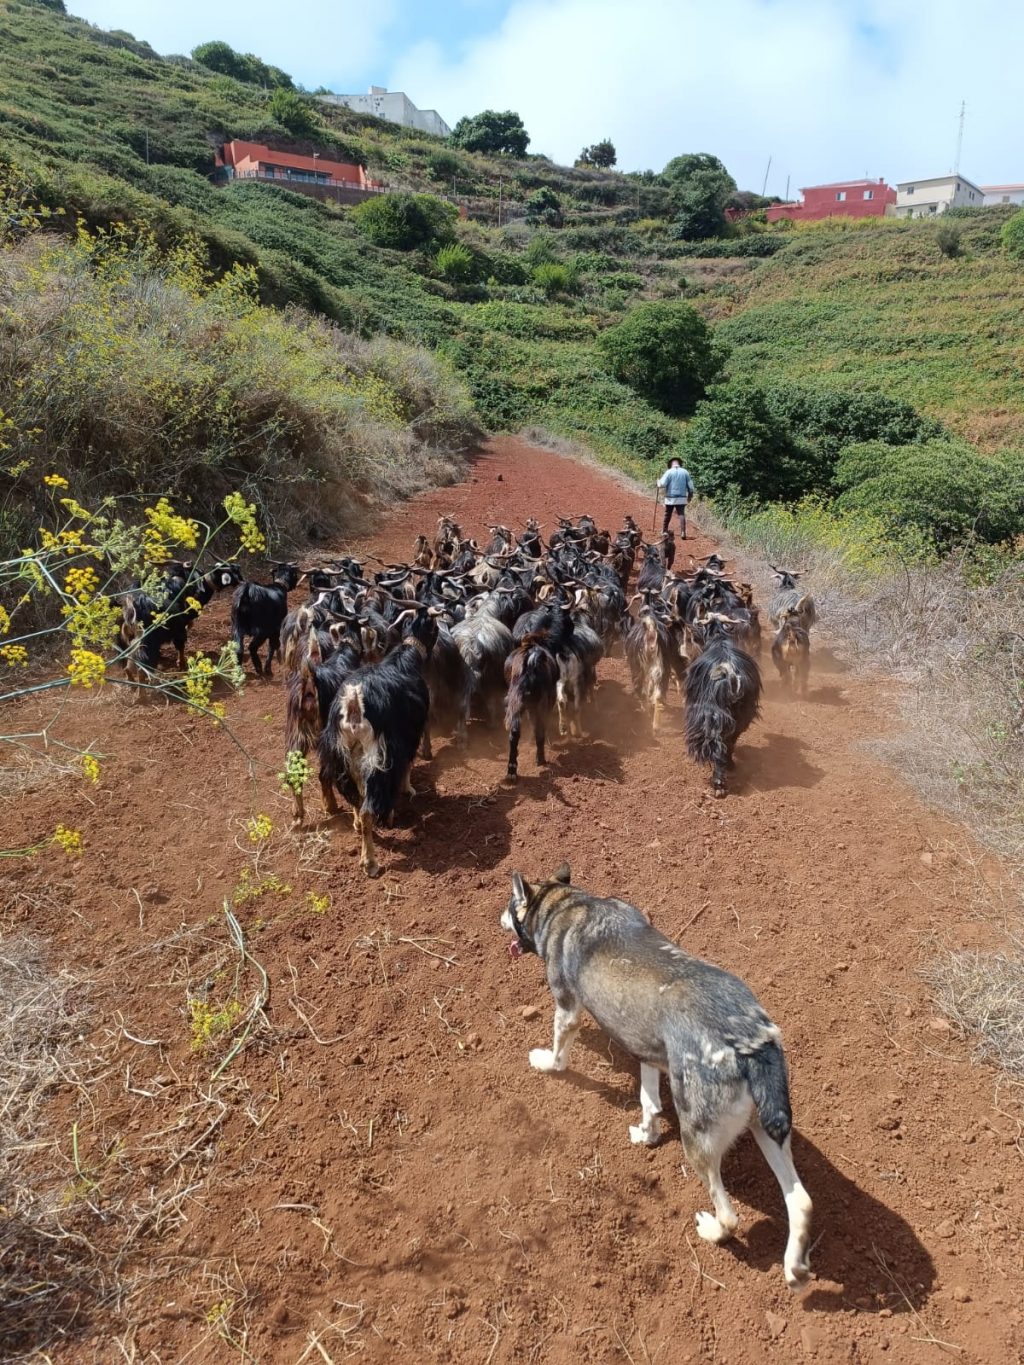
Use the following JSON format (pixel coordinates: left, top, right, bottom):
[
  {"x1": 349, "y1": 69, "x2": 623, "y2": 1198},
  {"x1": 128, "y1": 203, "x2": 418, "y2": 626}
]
[{"x1": 3, "y1": 437, "x2": 1023, "y2": 1363}]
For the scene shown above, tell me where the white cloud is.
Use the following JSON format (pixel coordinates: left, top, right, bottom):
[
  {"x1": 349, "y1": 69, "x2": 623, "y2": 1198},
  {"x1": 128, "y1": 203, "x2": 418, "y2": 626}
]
[
  {"x1": 69, "y1": 0, "x2": 399, "y2": 89},
  {"x1": 388, "y1": 0, "x2": 1024, "y2": 192}
]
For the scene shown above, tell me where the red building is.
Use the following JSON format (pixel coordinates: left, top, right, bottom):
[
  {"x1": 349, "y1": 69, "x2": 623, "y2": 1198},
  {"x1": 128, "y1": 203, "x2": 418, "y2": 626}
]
[
  {"x1": 766, "y1": 178, "x2": 896, "y2": 223},
  {"x1": 215, "y1": 140, "x2": 383, "y2": 202}
]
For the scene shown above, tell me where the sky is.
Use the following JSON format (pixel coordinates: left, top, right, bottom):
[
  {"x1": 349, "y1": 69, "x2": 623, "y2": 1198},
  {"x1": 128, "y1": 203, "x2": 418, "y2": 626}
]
[{"x1": 68, "y1": 0, "x2": 1021, "y2": 195}]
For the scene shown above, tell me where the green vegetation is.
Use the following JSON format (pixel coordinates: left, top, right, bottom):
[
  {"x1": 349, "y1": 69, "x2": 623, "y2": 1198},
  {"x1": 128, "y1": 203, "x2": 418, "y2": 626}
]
[
  {"x1": 1002, "y1": 208, "x2": 1024, "y2": 260},
  {"x1": 0, "y1": 0, "x2": 1022, "y2": 556},
  {"x1": 450, "y1": 110, "x2": 530, "y2": 157},
  {"x1": 598, "y1": 302, "x2": 725, "y2": 416},
  {"x1": 350, "y1": 192, "x2": 457, "y2": 250}
]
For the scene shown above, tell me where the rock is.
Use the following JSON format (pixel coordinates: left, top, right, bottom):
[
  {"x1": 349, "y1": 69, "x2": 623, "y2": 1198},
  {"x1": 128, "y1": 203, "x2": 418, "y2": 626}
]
[
  {"x1": 765, "y1": 1312, "x2": 787, "y2": 1339},
  {"x1": 928, "y1": 1017, "x2": 953, "y2": 1034},
  {"x1": 952, "y1": 1286, "x2": 971, "y2": 1303},
  {"x1": 919, "y1": 851, "x2": 934, "y2": 867},
  {"x1": 800, "y1": 1324, "x2": 821, "y2": 1355},
  {"x1": 465, "y1": 1032, "x2": 482, "y2": 1050},
  {"x1": 935, "y1": 1219, "x2": 956, "y2": 1238},
  {"x1": 521, "y1": 1005, "x2": 540, "y2": 1021}
]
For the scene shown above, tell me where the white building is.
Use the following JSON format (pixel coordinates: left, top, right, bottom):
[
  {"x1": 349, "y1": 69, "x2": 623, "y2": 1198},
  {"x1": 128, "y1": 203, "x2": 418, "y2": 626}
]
[
  {"x1": 893, "y1": 174, "x2": 984, "y2": 217},
  {"x1": 981, "y1": 184, "x2": 1024, "y2": 206},
  {"x1": 319, "y1": 87, "x2": 451, "y2": 139}
]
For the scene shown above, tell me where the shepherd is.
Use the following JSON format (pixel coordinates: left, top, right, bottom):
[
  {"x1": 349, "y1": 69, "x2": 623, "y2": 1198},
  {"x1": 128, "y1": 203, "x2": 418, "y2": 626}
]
[{"x1": 657, "y1": 457, "x2": 695, "y2": 539}]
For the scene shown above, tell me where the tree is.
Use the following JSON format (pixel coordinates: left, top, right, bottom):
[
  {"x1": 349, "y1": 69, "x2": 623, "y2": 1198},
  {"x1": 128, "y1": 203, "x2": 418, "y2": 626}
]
[
  {"x1": 450, "y1": 110, "x2": 529, "y2": 157},
  {"x1": 679, "y1": 382, "x2": 821, "y2": 501},
  {"x1": 764, "y1": 384, "x2": 944, "y2": 470},
  {"x1": 597, "y1": 301, "x2": 727, "y2": 416},
  {"x1": 662, "y1": 152, "x2": 737, "y2": 240},
  {"x1": 268, "y1": 89, "x2": 318, "y2": 137},
  {"x1": 525, "y1": 187, "x2": 562, "y2": 227},
  {"x1": 1001, "y1": 208, "x2": 1024, "y2": 260},
  {"x1": 350, "y1": 193, "x2": 457, "y2": 251},
  {"x1": 577, "y1": 139, "x2": 617, "y2": 169}
]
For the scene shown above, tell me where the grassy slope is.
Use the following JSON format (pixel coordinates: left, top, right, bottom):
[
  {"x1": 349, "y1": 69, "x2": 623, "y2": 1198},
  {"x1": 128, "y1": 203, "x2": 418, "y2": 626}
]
[
  {"x1": 3, "y1": 0, "x2": 1023, "y2": 475},
  {"x1": 704, "y1": 214, "x2": 1024, "y2": 450}
]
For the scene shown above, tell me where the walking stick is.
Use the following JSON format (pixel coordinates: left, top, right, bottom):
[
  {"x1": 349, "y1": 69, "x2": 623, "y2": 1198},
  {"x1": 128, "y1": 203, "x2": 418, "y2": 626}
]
[{"x1": 652, "y1": 486, "x2": 659, "y2": 533}]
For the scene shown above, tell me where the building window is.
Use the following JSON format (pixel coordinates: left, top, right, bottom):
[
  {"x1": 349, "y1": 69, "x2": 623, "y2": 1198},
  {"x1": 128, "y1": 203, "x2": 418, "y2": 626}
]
[
  {"x1": 906, "y1": 185, "x2": 915, "y2": 194},
  {"x1": 836, "y1": 191, "x2": 847, "y2": 201},
  {"x1": 863, "y1": 189, "x2": 873, "y2": 200}
]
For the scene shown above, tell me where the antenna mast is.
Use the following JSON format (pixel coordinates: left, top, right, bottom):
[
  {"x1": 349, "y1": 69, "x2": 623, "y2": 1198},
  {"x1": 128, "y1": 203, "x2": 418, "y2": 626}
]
[
  {"x1": 761, "y1": 155, "x2": 772, "y2": 197},
  {"x1": 953, "y1": 99, "x2": 965, "y2": 174}
]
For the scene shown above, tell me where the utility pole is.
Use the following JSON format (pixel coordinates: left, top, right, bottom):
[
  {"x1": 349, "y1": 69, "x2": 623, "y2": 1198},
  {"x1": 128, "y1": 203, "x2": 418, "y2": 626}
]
[
  {"x1": 497, "y1": 176, "x2": 503, "y2": 227},
  {"x1": 953, "y1": 99, "x2": 966, "y2": 174},
  {"x1": 761, "y1": 155, "x2": 772, "y2": 197},
  {"x1": 784, "y1": 174, "x2": 790, "y2": 201}
]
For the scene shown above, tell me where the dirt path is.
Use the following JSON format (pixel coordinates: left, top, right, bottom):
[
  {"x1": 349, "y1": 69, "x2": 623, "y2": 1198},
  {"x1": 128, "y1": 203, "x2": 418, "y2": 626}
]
[{"x1": 3, "y1": 437, "x2": 1023, "y2": 1364}]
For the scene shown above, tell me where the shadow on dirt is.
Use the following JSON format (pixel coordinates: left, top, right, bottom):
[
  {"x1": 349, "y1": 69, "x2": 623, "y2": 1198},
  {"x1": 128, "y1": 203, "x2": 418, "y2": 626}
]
[{"x1": 736, "y1": 731, "x2": 825, "y2": 793}]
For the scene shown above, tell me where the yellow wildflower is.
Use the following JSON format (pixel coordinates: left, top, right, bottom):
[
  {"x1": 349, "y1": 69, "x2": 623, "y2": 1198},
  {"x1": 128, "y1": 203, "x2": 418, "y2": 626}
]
[
  {"x1": 185, "y1": 595, "x2": 202, "y2": 614},
  {"x1": 0, "y1": 644, "x2": 28, "y2": 667},
  {"x1": 64, "y1": 566, "x2": 99, "y2": 602},
  {"x1": 62, "y1": 597, "x2": 120, "y2": 650},
  {"x1": 67, "y1": 648, "x2": 106, "y2": 688},
  {"x1": 143, "y1": 497, "x2": 199, "y2": 551},
  {"x1": 245, "y1": 813, "x2": 273, "y2": 844},
  {"x1": 307, "y1": 890, "x2": 330, "y2": 915},
  {"x1": 223, "y1": 491, "x2": 266, "y2": 555},
  {"x1": 53, "y1": 825, "x2": 83, "y2": 855},
  {"x1": 81, "y1": 754, "x2": 101, "y2": 784},
  {"x1": 0, "y1": 605, "x2": 10, "y2": 635},
  {"x1": 59, "y1": 497, "x2": 91, "y2": 520},
  {"x1": 44, "y1": 473, "x2": 69, "y2": 489}
]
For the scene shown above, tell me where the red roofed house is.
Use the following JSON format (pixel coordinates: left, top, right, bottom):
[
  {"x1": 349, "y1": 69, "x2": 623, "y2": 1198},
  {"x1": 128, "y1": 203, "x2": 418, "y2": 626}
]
[
  {"x1": 766, "y1": 178, "x2": 896, "y2": 223},
  {"x1": 215, "y1": 140, "x2": 383, "y2": 204}
]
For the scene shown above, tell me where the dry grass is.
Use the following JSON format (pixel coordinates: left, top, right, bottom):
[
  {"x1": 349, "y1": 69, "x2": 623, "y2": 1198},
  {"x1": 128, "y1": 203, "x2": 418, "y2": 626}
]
[
  {"x1": 0, "y1": 934, "x2": 101, "y2": 1360},
  {"x1": 924, "y1": 947, "x2": 1024, "y2": 1084}
]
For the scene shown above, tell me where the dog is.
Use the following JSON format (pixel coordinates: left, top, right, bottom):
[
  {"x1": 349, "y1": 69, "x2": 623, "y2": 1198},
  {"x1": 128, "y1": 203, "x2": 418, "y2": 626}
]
[{"x1": 501, "y1": 862, "x2": 813, "y2": 1289}]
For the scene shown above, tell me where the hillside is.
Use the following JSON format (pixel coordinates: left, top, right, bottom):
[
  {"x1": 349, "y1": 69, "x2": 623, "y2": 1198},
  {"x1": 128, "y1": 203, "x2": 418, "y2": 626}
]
[
  {"x1": 2, "y1": 0, "x2": 1024, "y2": 546},
  {"x1": 704, "y1": 212, "x2": 1024, "y2": 451}
]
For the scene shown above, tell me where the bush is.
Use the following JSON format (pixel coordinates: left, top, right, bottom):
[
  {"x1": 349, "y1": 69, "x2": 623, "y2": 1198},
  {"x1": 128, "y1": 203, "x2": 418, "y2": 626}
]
[
  {"x1": 350, "y1": 193, "x2": 457, "y2": 251},
  {"x1": 936, "y1": 222, "x2": 963, "y2": 258},
  {"x1": 834, "y1": 440, "x2": 1024, "y2": 547},
  {"x1": 267, "y1": 89, "x2": 319, "y2": 137},
  {"x1": 427, "y1": 150, "x2": 466, "y2": 183},
  {"x1": 597, "y1": 301, "x2": 726, "y2": 416},
  {"x1": 665, "y1": 235, "x2": 785, "y2": 258},
  {"x1": 435, "y1": 242, "x2": 475, "y2": 283},
  {"x1": 532, "y1": 262, "x2": 579, "y2": 296},
  {"x1": 1001, "y1": 208, "x2": 1024, "y2": 260},
  {"x1": 765, "y1": 384, "x2": 944, "y2": 468},
  {"x1": 525, "y1": 187, "x2": 562, "y2": 227},
  {"x1": 680, "y1": 381, "x2": 822, "y2": 501},
  {"x1": 192, "y1": 40, "x2": 293, "y2": 88}
]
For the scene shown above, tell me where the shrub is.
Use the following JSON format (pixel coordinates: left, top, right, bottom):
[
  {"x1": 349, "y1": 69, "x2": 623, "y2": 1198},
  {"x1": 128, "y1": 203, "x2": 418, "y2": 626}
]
[
  {"x1": 427, "y1": 150, "x2": 466, "y2": 183},
  {"x1": 350, "y1": 193, "x2": 457, "y2": 251},
  {"x1": 525, "y1": 187, "x2": 562, "y2": 227},
  {"x1": 597, "y1": 301, "x2": 726, "y2": 416},
  {"x1": 936, "y1": 222, "x2": 963, "y2": 258},
  {"x1": 1001, "y1": 208, "x2": 1024, "y2": 260},
  {"x1": 532, "y1": 262, "x2": 579, "y2": 296},
  {"x1": 834, "y1": 440, "x2": 1024, "y2": 547},
  {"x1": 764, "y1": 384, "x2": 944, "y2": 468},
  {"x1": 267, "y1": 89, "x2": 319, "y2": 137},
  {"x1": 662, "y1": 153, "x2": 737, "y2": 240},
  {"x1": 435, "y1": 242, "x2": 475, "y2": 283},
  {"x1": 680, "y1": 381, "x2": 821, "y2": 501},
  {"x1": 192, "y1": 40, "x2": 293, "y2": 88},
  {"x1": 577, "y1": 139, "x2": 617, "y2": 169},
  {"x1": 523, "y1": 231, "x2": 558, "y2": 267}
]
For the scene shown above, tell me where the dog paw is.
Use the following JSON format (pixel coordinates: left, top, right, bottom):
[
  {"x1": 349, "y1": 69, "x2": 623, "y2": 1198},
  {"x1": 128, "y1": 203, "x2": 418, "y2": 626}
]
[
  {"x1": 529, "y1": 1048, "x2": 560, "y2": 1072},
  {"x1": 695, "y1": 1211, "x2": 731, "y2": 1244},
  {"x1": 628, "y1": 1123, "x2": 658, "y2": 1146},
  {"x1": 784, "y1": 1258, "x2": 812, "y2": 1290}
]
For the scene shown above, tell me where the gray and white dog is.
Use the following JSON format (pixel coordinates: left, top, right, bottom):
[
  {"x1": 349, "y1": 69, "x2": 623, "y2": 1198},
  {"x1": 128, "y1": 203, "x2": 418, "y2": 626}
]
[{"x1": 501, "y1": 862, "x2": 813, "y2": 1289}]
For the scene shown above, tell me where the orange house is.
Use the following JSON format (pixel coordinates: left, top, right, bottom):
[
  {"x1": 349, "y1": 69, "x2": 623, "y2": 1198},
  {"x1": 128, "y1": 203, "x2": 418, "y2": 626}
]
[{"x1": 217, "y1": 140, "x2": 381, "y2": 191}]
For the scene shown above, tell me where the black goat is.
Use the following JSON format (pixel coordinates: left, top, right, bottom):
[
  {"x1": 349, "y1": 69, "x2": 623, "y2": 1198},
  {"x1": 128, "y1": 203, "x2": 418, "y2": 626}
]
[
  {"x1": 503, "y1": 632, "x2": 559, "y2": 782},
  {"x1": 120, "y1": 561, "x2": 240, "y2": 678},
  {"x1": 318, "y1": 606, "x2": 440, "y2": 878},
  {"x1": 452, "y1": 609, "x2": 513, "y2": 726},
  {"x1": 232, "y1": 563, "x2": 301, "y2": 676},
  {"x1": 636, "y1": 542, "x2": 667, "y2": 595},
  {"x1": 684, "y1": 616, "x2": 762, "y2": 798},
  {"x1": 768, "y1": 567, "x2": 817, "y2": 630},
  {"x1": 422, "y1": 624, "x2": 473, "y2": 758}
]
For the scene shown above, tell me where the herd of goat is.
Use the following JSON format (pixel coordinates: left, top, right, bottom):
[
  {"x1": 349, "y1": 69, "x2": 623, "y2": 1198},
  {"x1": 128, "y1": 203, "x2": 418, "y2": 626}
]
[{"x1": 119, "y1": 514, "x2": 817, "y2": 878}]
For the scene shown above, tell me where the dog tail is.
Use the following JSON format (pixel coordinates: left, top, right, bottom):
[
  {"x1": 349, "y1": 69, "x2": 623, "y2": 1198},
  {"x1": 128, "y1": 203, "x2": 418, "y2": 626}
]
[{"x1": 741, "y1": 1038, "x2": 792, "y2": 1145}]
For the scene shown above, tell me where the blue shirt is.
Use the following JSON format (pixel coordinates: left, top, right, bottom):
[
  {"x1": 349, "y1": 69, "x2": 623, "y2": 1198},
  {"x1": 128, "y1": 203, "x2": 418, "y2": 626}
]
[{"x1": 657, "y1": 466, "x2": 695, "y2": 504}]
